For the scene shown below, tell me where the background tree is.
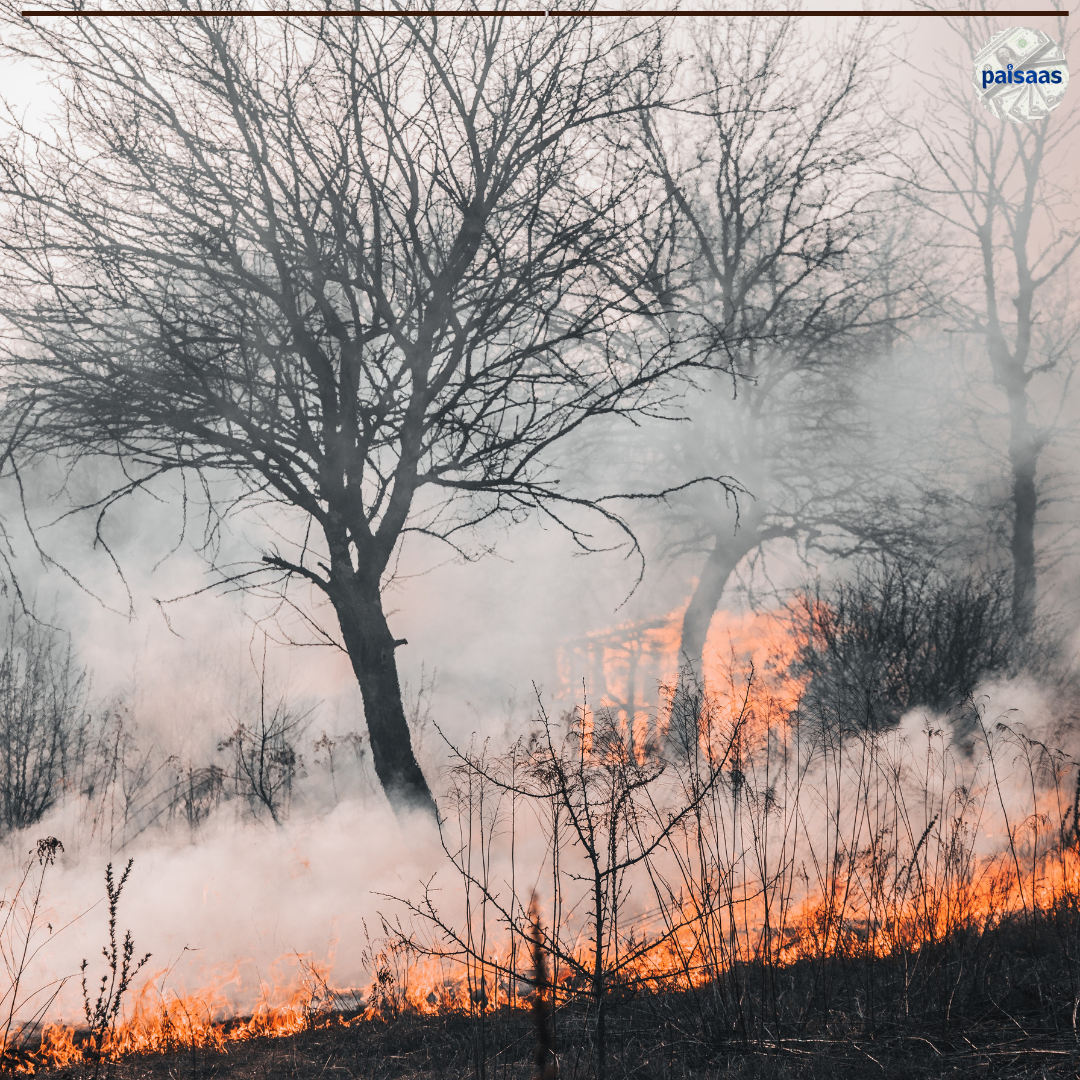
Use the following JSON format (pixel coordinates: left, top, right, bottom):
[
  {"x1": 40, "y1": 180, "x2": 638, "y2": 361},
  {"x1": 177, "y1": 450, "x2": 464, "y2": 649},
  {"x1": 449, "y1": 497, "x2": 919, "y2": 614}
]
[
  {"x1": 0, "y1": 607, "x2": 88, "y2": 834},
  {"x1": 219, "y1": 663, "x2": 309, "y2": 826},
  {"x1": 0, "y1": 10, "x2": 708, "y2": 814},
  {"x1": 790, "y1": 556, "x2": 1016, "y2": 730},
  {"x1": 902, "y1": 14, "x2": 1080, "y2": 639},
  {"x1": 631, "y1": 17, "x2": 935, "y2": 674}
]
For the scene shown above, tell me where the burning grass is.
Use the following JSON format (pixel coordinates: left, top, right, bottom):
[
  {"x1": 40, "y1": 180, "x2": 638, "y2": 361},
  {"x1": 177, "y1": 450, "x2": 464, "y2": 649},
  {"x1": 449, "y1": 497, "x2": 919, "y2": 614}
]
[
  {"x1": 21, "y1": 945, "x2": 1080, "y2": 1080},
  {"x1": 5, "y1": 607, "x2": 1080, "y2": 1079}
]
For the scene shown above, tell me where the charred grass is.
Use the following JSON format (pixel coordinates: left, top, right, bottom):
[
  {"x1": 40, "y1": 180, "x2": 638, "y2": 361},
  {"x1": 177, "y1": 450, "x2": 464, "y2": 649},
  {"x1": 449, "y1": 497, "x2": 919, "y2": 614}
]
[
  {"x1": 37, "y1": 998, "x2": 1080, "y2": 1080},
  {"x1": 41, "y1": 907, "x2": 1080, "y2": 1080}
]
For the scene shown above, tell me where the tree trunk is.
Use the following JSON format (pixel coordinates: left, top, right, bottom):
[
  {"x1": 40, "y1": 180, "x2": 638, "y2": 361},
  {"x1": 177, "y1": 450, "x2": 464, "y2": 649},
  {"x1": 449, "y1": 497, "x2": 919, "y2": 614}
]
[
  {"x1": 678, "y1": 527, "x2": 761, "y2": 678},
  {"x1": 985, "y1": 274, "x2": 1039, "y2": 640},
  {"x1": 593, "y1": 876, "x2": 606, "y2": 1080},
  {"x1": 1007, "y1": 390, "x2": 1038, "y2": 638},
  {"x1": 977, "y1": 127, "x2": 1046, "y2": 641},
  {"x1": 330, "y1": 579, "x2": 437, "y2": 818}
]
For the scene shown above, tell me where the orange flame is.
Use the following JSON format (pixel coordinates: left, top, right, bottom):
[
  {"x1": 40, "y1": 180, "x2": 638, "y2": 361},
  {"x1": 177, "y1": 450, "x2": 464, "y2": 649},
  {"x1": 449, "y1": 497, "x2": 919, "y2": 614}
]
[
  {"x1": 8, "y1": 602, "x2": 1075, "y2": 1071},
  {"x1": 556, "y1": 598, "x2": 809, "y2": 747}
]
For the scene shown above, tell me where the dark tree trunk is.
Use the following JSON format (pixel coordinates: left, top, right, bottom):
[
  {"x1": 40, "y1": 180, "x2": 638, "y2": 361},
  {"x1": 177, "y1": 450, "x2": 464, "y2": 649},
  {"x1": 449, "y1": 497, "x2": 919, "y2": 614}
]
[
  {"x1": 985, "y1": 276, "x2": 1039, "y2": 640},
  {"x1": 678, "y1": 527, "x2": 761, "y2": 678},
  {"x1": 593, "y1": 878, "x2": 606, "y2": 1080},
  {"x1": 977, "y1": 129, "x2": 1047, "y2": 642},
  {"x1": 1007, "y1": 391, "x2": 1038, "y2": 639},
  {"x1": 330, "y1": 574, "x2": 437, "y2": 818}
]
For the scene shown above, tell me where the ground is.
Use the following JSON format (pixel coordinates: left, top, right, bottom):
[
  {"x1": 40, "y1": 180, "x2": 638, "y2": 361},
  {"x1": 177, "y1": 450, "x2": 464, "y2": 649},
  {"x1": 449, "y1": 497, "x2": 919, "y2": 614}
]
[{"x1": 40, "y1": 1006, "x2": 1080, "y2": 1080}]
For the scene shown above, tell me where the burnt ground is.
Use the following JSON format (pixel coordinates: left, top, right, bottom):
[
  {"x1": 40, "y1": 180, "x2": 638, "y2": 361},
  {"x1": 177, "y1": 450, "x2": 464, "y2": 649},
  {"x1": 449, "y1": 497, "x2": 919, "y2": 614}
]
[{"x1": 38, "y1": 1005, "x2": 1080, "y2": 1080}]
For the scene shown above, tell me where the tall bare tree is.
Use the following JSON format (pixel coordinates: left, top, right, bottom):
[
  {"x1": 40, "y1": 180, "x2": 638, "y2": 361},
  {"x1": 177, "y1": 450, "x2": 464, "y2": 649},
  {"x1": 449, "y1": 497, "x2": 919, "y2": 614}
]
[
  {"x1": 635, "y1": 18, "x2": 930, "y2": 674},
  {"x1": 904, "y1": 14, "x2": 1080, "y2": 639},
  {"x1": 0, "y1": 10, "x2": 704, "y2": 814}
]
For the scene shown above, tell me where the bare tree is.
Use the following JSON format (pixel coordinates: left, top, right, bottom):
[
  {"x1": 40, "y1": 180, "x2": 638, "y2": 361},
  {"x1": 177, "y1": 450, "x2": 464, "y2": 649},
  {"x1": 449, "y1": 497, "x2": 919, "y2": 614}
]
[
  {"x1": 633, "y1": 18, "x2": 933, "y2": 674},
  {"x1": 0, "y1": 11, "x2": 711, "y2": 814},
  {"x1": 220, "y1": 689, "x2": 307, "y2": 827},
  {"x1": 168, "y1": 761, "x2": 227, "y2": 837},
  {"x1": 0, "y1": 608, "x2": 88, "y2": 834},
  {"x1": 790, "y1": 556, "x2": 1016, "y2": 729},
  {"x1": 396, "y1": 689, "x2": 743, "y2": 1080},
  {"x1": 902, "y1": 14, "x2": 1080, "y2": 638}
]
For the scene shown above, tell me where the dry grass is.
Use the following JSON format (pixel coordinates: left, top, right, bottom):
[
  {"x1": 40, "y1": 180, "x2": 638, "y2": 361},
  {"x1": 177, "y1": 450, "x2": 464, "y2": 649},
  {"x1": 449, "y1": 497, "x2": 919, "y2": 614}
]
[
  {"x1": 34, "y1": 987, "x2": 1080, "y2": 1080},
  {"x1": 18, "y1": 581, "x2": 1080, "y2": 1080}
]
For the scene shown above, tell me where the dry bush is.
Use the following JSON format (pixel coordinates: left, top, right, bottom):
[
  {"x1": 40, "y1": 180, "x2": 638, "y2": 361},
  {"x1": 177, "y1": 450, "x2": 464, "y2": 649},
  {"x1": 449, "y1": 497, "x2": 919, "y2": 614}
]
[
  {"x1": 789, "y1": 559, "x2": 1016, "y2": 729},
  {"x1": 219, "y1": 696, "x2": 307, "y2": 827},
  {"x1": 0, "y1": 610, "x2": 90, "y2": 836},
  {"x1": 0, "y1": 837, "x2": 67, "y2": 1072},
  {"x1": 382, "y1": 673, "x2": 1080, "y2": 1077}
]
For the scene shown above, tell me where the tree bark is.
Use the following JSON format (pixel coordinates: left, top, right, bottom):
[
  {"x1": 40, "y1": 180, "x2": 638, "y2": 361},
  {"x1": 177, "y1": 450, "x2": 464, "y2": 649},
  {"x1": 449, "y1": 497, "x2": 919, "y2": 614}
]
[
  {"x1": 329, "y1": 573, "x2": 437, "y2": 818},
  {"x1": 678, "y1": 526, "x2": 762, "y2": 679},
  {"x1": 1007, "y1": 392, "x2": 1038, "y2": 639}
]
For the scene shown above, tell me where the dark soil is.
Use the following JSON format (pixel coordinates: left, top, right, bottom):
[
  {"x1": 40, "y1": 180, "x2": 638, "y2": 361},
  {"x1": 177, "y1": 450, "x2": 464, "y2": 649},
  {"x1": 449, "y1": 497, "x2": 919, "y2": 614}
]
[{"x1": 37, "y1": 1003, "x2": 1080, "y2": 1080}]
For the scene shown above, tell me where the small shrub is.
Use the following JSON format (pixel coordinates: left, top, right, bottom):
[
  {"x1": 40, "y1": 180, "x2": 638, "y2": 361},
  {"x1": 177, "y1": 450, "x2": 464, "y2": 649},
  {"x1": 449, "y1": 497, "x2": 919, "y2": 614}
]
[
  {"x1": 81, "y1": 859, "x2": 150, "y2": 1077},
  {"x1": 168, "y1": 762, "x2": 226, "y2": 835},
  {"x1": 790, "y1": 557, "x2": 1015, "y2": 728},
  {"x1": 219, "y1": 690, "x2": 308, "y2": 826},
  {"x1": 0, "y1": 837, "x2": 66, "y2": 1071}
]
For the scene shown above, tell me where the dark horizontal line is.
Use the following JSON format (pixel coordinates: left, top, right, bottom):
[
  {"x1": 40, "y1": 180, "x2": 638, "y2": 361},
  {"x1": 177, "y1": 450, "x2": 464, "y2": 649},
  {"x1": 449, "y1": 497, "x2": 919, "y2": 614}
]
[{"x1": 18, "y1": 7, "x2": 1071, "y2": 15}]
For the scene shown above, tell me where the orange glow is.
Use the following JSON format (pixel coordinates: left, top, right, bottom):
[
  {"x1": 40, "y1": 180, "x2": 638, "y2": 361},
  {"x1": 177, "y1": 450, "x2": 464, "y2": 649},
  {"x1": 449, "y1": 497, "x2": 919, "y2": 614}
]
[
  {"x1": 556, "y1": 598, "x2": 810, "y2": 746},
  {"x1": 8, "y1": 603, "x2": 1075, "y2": 1072},
  {"x1": 11, "y1": 952, "x2": 543, "y2": 1073},
  {"x1": 14, "y1": 830, "x2": 1080, "y2": 1072},
  {"x1": 12, "y1": 956, "x2": 351, "y2": 1073}
]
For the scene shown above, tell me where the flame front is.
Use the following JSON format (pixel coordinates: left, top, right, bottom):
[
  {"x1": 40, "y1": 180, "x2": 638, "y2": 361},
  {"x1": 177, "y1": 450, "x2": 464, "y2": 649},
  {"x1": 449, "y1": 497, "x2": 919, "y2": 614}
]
[{"x1": 6, "y1": 601, "x2": 1076, "y2": 1072}]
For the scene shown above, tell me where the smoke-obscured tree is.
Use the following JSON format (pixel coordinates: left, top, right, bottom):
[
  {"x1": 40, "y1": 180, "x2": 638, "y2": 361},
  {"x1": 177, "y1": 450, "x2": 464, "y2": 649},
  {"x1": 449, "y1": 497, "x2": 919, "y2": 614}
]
[
  {"x1": 633, "y1": 18, "x2": 934, "y2": 674},
  {"x1": 901, "y1": 15, "x2": 1080, "y2": 639},
  {"x1": 168, "y1": 762, "x2": 226, "y2": 837},
  {"x1": 220, "y1": 688, "x2": 308, "y2": 827},
  {"x1": 0, "y1": 11, "x2": 709, "y2": 814},
  {"x1": 0, "y1": 607, "x2": 89, "y2": 834}
]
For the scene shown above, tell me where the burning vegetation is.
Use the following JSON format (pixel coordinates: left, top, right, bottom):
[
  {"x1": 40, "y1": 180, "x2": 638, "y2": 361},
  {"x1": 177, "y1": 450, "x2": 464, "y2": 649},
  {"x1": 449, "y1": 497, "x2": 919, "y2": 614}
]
[
  {"x1": 0, "y1": 6, "x2": 1075, "y2": 1080},
  {"x1": 1, "y1": 581, "x2": 1079, "y2": 1078}
]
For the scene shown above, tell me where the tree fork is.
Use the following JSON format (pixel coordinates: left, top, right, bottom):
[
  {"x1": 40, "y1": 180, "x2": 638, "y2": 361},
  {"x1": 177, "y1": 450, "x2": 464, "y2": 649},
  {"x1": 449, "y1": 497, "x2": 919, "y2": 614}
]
[
  {"x1": 678, "y1": 520, "x2": 781, "y2": 678},
  {"x1": 678, "y1": 534, "x2": 740, "y2": 680}
]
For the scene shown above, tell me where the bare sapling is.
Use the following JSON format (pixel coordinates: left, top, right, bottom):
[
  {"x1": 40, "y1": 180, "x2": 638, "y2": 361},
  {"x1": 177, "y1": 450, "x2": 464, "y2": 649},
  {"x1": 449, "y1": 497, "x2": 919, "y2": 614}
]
[
  {"x1": 392, "y1": 681, "x2": 746, "y2": 1080},
  {"x1": 0, "y1": 837, "x2": 68, "y2": 1072},
  {"x1": 81, "y1": 859, "x2": 150, "y2": 1078}
]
